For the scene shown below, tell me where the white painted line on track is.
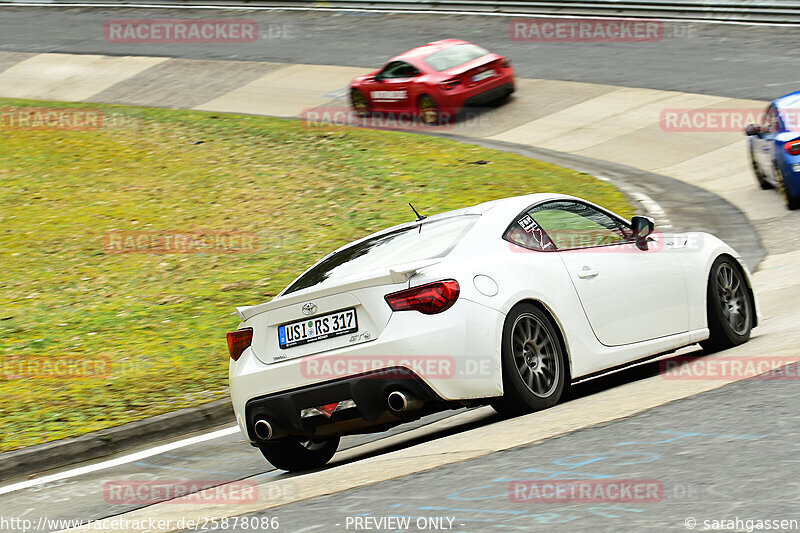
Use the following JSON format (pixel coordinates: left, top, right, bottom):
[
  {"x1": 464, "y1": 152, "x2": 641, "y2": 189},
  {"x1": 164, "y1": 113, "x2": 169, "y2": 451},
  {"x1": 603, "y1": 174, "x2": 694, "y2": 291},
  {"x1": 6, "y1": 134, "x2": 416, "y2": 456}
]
[
  {"x1": 0, "y1": 425, "x2": 239, "y2": 496},
  {"x1": 572, "y1": 174, "x2": 673, "y2": 229},
  {"x1": 0, "y1": 3, "x2": 798, "y2": 27},
  {"x1": 630, "y1": 190, "x2": 674, "y2": 229}
]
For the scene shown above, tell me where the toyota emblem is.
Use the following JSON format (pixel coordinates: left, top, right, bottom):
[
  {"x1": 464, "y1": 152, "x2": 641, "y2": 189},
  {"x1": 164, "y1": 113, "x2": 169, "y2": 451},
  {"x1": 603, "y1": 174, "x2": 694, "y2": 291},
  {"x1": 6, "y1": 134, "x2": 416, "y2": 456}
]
[{"x1": 301, "y1": 302, "x2": 318, "y2": 316}]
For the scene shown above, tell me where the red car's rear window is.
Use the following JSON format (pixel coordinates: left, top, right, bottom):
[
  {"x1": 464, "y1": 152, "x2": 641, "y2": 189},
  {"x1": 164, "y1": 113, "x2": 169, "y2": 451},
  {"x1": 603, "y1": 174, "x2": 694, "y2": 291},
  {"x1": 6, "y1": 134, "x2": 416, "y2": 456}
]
[{"x1": 424, "y1": 44, "x2": 490, "y2": 72}]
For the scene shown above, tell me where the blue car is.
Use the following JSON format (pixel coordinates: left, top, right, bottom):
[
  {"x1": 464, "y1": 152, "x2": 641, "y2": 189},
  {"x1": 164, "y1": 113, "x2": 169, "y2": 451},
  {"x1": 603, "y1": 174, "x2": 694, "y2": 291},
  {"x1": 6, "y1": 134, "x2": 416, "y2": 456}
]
[{"x1": 746, "y1": 90, "x2": 800, "y2": 209}]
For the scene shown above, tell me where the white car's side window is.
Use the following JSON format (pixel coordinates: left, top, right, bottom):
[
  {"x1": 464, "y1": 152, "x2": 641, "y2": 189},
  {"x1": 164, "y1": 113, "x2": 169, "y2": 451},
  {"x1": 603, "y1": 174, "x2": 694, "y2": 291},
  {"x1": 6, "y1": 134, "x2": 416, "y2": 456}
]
[{"x1": 505, "y1": 201, "x2": 632, "y2": 251}]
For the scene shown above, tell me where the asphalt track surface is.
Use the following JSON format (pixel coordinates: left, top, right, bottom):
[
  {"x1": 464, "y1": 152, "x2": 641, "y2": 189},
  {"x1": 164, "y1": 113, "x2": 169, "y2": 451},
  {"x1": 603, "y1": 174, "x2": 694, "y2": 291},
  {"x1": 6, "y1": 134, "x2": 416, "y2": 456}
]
[
  {"x1": 0, "y1": 8, "x2": 799, "y2": 100},
  {"x1": 0, "y1": 7, "x2": 799, "y2": 533},
  {"x1": 186, "y1": 369, "x2": 800, "y2": 533},
  {"x1": 0, "y1": 410, "x2": 479, "y2": 530},
  {"x1": 0, "y1": 357, "x2": 751, "y2": 533}
]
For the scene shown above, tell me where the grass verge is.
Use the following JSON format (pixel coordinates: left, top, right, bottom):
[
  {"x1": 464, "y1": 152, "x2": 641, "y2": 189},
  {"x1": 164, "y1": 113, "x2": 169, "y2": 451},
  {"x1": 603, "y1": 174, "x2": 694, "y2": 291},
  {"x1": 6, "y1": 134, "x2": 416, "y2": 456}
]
[{"x1": 0, "y1": 98, "x2": 632, "y2": 452}]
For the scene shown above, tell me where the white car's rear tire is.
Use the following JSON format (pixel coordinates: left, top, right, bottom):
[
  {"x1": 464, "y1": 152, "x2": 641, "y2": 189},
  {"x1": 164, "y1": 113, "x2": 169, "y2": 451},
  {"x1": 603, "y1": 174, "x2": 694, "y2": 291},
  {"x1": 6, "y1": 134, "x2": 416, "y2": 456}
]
[
  {"x1": 492, "y1": 303, "x2": 567, "y2": 417},
  {"x1": 259, "y1": 435, "x2": 339, "y2": 472}
]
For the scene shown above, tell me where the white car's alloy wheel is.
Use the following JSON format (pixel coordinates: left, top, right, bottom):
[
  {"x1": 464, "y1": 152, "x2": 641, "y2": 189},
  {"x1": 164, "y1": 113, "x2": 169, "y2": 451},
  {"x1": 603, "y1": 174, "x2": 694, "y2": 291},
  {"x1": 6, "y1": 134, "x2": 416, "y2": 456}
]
[
  {"x1": 493, "y1": 303, "x2": 567, "y2": 416},
  {"x1": 512, "y1": 313, "x2": 560, "y2": 398},
  {"x1": 702, "y1": 256, "x2": 754, "y2": 352},
  {"x1": 715, "y1": 262, "x2": 751, "y2": 336}
]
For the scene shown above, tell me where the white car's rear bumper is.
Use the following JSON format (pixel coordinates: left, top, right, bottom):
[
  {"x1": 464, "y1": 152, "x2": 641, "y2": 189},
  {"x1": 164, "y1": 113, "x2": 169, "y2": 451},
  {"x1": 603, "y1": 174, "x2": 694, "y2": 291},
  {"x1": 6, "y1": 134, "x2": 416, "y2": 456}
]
[{"x1": 229, "y1": 298, "x2": 504, "y2": 443}]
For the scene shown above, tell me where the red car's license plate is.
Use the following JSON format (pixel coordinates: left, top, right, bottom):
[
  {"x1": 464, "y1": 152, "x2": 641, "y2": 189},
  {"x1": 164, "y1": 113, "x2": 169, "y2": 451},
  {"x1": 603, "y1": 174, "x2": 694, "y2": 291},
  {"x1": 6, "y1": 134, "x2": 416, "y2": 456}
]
[{"x1": 472, "y1": 69, "x2": 496, "y2": 82}]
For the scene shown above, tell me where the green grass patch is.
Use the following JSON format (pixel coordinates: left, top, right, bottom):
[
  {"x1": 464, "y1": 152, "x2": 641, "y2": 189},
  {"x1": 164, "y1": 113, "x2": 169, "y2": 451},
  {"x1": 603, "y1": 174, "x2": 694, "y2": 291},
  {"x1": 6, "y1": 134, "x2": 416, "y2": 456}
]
[{"x1": 0, "y1": 98, "x2": 632, "y2": 452}]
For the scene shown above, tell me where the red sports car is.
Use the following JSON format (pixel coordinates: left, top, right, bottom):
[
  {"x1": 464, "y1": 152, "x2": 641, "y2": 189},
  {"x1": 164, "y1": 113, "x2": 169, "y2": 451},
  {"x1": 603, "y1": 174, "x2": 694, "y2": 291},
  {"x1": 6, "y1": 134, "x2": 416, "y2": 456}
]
[{"x1": 349, "y1": 39, "x2": 515, "y2": 125}]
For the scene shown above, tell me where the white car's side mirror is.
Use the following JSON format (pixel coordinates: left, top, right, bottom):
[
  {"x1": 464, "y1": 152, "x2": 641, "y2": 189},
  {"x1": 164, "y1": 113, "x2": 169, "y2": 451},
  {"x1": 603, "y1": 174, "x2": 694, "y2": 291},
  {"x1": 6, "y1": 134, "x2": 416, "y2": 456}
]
[{"x1": 631, "y1": 215, "x2": 655, "y2": 250}]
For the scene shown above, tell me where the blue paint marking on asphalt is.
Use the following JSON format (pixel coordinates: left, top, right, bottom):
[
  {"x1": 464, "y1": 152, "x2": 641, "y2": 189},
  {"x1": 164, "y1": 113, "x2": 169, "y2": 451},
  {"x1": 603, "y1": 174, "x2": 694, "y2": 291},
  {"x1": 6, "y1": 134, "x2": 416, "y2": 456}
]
[
  {"x1": 417, "y1": 506, "x2": 527, "y2": 515},
  {"x1": 516, "y1": 468, "x2": 611, "y2": 479},
  {"x1": 615, "y1": 429, "x2": 765, "y2": 446},
  {"x1": 232, "y1": 430, "x2": 770, "y2": 532},
  {"x1": 549, "y1": 452, "x2": 662, "y2": 468},
  {"x1": 447, "y1": 484, "x2": 520, "y2": 501},
  {"x1": 415, "y1": 429, "x2": 769, "y2": 528}
]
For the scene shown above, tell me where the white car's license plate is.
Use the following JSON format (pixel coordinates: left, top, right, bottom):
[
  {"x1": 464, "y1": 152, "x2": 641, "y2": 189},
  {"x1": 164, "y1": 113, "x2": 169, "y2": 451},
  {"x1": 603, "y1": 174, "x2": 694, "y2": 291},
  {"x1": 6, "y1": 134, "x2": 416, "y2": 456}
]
[
  {"x1": 278, "y1": 308, "x2": 358, "y2": 349},
  {"x1": 472, "y1": 69, "x2": 496, "y2": 82}
]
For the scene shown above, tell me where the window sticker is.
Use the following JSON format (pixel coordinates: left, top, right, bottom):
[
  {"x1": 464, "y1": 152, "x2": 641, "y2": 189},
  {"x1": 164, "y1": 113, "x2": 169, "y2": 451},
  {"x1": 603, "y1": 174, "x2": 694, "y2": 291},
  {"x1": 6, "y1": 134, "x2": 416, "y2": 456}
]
[{"x1": 518, "y1": 214, "x2": 538, "y2": 233}]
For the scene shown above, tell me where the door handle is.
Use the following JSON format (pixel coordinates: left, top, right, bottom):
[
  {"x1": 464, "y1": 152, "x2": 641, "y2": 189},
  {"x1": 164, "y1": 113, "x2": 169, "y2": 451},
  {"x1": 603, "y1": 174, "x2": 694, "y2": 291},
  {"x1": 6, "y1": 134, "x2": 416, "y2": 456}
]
[{"x1": 577, "y1": 267, "x2": 599, "y2": 279}]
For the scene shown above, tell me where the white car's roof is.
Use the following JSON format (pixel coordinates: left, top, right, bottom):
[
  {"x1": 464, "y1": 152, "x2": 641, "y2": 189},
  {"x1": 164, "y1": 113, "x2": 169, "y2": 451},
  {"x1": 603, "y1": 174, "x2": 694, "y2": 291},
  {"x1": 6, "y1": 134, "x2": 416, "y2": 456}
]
[
  {"x1": 460, "y1": 193, "x2": 580, "y2": 216},
  {"x1": 264, "y1": 193, "x2": 606, "y2": 306},
  {"x1": 365, "y1": 193, "x2": 581, "y2": 237}
]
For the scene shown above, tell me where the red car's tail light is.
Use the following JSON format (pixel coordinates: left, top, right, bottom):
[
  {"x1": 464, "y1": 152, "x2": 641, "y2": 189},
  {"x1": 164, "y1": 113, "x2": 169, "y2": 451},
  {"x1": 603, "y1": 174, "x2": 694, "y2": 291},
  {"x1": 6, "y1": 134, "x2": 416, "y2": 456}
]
[
  {"x1": 227, "y1": 328, "x2": 253, "y2": 361},
  {"x1": 440, "y1": 78, "x2": 461, "y2": 90},
  {"x1": 384, "y1": 280, "x2": 460, "y2": 315},
  {"x1": 785, "y1": 140, "x2": 800, "y2": 156}
]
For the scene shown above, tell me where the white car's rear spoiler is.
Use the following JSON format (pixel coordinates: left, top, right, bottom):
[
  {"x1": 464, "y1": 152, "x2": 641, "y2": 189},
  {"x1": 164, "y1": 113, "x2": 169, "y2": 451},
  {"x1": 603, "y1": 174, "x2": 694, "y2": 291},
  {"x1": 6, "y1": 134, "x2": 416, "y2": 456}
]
[{"x1": 235, "y1": 258, "x2": 442, "y2": 321}]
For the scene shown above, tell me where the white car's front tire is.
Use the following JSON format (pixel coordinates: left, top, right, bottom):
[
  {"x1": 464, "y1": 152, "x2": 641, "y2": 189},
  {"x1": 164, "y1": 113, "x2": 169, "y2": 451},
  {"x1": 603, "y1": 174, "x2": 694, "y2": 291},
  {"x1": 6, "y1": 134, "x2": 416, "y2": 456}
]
[{"x1": 701, "y1": 256, "x2": 755, "y2": 353}]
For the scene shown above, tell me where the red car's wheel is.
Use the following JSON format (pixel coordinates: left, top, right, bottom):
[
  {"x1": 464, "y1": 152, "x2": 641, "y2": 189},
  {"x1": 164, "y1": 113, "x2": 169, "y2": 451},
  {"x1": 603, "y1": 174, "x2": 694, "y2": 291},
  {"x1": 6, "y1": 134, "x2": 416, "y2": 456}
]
[
  {"x1": 350, "y1": 89, "x2": 370, "y2": 116},
  {"x1": 419, "y1": 95, "x2": 440, "y2": 125}
]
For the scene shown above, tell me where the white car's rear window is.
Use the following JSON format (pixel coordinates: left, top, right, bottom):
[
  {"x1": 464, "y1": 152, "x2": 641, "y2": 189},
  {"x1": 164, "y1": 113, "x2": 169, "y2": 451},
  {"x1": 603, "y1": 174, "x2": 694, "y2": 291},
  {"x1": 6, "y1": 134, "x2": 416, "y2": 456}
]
[{"x1": 283, "y1": 215, "x2": 478, "y2": 295}]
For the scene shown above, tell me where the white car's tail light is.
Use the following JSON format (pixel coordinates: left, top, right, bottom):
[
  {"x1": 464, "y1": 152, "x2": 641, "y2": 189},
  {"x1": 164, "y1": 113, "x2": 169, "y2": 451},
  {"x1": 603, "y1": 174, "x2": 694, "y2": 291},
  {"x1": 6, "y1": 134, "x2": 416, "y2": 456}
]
[
  {"x1": 384, "y1": 280, "x2": 460, "y2": 315},
  {"x1": 227, "y1": 328, "x2": 253, "y2": 361}
]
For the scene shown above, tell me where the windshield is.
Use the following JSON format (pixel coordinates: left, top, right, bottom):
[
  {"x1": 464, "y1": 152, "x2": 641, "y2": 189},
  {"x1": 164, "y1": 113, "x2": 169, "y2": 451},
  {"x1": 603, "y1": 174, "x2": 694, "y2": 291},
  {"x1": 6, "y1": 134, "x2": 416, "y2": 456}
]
[
  {"x1": 283, "y1": 215, "x2": 479, "y2": 295},
  {"x1": 424, "y1": 44, "x2": 489, "y2": 72}
]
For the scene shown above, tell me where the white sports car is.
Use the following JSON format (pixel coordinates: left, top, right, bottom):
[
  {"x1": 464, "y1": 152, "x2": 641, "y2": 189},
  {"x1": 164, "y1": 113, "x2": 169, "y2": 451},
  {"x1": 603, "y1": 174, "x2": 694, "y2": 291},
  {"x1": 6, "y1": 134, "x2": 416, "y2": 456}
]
[{"x1": 227, "y1": 193, "x2": 757, "y2": 471}]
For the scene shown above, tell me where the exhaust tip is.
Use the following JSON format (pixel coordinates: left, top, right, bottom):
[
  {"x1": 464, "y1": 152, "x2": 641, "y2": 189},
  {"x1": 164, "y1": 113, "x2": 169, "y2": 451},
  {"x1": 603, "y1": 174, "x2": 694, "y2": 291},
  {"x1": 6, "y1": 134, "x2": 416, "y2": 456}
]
[
  {"x1": 388, "y1": 390, "x2": 423, "y2": 413},
  {"x1": 253, "y1": 419, "x2": 273, "y2": 440},
  {"x1": 387, "y1": 390, "x2": 408, "y2": 413}
]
